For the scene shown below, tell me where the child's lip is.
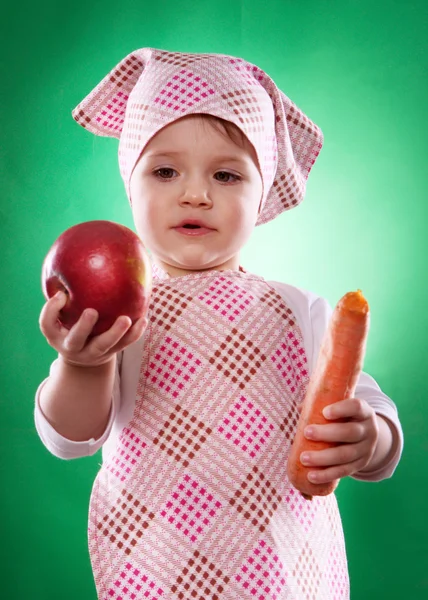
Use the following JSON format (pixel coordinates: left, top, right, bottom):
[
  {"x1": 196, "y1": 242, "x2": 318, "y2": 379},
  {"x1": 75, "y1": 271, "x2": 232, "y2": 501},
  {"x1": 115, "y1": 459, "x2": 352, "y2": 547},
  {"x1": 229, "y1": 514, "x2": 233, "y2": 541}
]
[
  {"x1": 174, "y1": 226, "x2": 214, "y2": 236},
  {"x1": 175, "y1": 219, "x2": 214, "y2": 229}
]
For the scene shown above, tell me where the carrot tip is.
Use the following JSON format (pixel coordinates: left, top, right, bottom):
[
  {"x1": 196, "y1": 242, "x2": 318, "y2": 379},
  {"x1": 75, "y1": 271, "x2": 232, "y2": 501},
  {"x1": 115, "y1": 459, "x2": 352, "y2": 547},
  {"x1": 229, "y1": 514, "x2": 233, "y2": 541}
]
[
  {"x1": 341, "y1": 289, "x2": 369, "y2": 314},
  {"x1": 301, "y1": 493, "x2": 313, "y2": 501}
]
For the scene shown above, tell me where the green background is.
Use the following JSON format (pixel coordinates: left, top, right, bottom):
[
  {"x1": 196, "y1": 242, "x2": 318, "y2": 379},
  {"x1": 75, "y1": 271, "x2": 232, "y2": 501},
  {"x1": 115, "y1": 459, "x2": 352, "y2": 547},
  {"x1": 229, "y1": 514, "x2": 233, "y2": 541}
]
[{"x1": 1, "y1": 0, "x2": 426, "y2": 598}]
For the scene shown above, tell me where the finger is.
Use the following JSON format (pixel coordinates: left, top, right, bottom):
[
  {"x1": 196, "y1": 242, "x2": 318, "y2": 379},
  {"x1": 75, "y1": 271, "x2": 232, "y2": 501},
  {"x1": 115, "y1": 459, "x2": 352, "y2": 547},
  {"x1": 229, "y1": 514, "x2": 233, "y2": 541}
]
[
  {"x1": 93, "y1": 315, "x2": 149, "y2": 358},
  {"x1": 300, "y1": 440, "x2": 367, "y2": 469},
  {"x1": 87, "y1": 315, "x2": 133, "y2": 355},
  {"x1": 306, "y1": 458, "x2": 368, "y2": 485},
  {"x1": 108, "y1": 315, "x2": 149, "y2": 353},
  {"x1": 126, "y1": 315, "x2": 149, "y2": 341},
  {"x1": 322, "y1": 398, "x2": 374, "y2": 421},
  {"x1": 304, "y1": 421, "x2": 366, "y2": 444},
  {"x1": 63, "y1": 309, "x2": 99, "y2": 352},
  {"x1": 39, "y1": 291, "x2": 68, "y2": 333}
]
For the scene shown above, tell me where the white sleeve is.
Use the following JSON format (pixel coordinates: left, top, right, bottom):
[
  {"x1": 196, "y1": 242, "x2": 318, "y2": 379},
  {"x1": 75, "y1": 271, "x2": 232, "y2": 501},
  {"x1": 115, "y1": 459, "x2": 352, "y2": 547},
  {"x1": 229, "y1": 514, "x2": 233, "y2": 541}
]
[
  {"x1": 34, "y1": 355, "x2": 122, "y2": 460},
  {"x1": 34, "y1": 332, "x2": 147, "y2": 462},
  {"x1": 268, "y1": 281, "x2": 404, "y2": 482}
]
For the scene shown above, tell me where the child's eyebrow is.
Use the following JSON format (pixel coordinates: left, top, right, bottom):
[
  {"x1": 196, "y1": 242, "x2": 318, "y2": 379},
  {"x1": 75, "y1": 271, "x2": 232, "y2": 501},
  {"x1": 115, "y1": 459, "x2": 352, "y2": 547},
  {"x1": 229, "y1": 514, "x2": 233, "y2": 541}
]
[
  {"x1": 144, "y1": 151, "x2": 181, "y2": 159},
  {"x1": 144, "y1": 151, "x2": 249, "y2": 165}
]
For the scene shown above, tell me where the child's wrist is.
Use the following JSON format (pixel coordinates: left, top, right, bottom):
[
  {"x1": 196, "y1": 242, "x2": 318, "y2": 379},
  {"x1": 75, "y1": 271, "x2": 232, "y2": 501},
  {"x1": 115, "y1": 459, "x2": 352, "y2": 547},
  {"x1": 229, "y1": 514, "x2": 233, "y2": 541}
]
[{"x1": 58, "y1": 353, "x2": 117, "y2": 371}]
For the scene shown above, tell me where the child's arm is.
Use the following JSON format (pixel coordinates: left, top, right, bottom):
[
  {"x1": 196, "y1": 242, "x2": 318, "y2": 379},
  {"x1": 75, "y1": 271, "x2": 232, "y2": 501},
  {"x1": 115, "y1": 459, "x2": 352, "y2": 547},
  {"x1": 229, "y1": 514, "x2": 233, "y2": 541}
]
[
  {"x1": 267, "y1": 280, "x2": 403, "y2": 484},
  {"x1": 39, "y1": 356, "x2": 117, "y2": 442},
  {"x1": 38, "y1": 291, "x2": 147, "y2": 442},
  {"x1": 299, "y1": 293, "x2": 402, "y2": 485}
]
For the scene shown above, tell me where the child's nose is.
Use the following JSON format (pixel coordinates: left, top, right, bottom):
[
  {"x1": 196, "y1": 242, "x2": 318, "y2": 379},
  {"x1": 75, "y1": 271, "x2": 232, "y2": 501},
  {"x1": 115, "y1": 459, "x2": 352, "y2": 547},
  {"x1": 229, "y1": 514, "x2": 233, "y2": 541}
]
[{"x1": 179, "y1": 182, "x2": 212, "y2": 208}]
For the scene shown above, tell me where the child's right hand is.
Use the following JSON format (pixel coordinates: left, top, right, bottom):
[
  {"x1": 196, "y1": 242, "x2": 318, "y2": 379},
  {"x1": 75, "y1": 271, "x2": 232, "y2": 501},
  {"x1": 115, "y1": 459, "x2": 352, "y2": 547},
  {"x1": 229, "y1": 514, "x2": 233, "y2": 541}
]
[{"x1": 39, "y1": 291, "x2": 149, "y2": 368}]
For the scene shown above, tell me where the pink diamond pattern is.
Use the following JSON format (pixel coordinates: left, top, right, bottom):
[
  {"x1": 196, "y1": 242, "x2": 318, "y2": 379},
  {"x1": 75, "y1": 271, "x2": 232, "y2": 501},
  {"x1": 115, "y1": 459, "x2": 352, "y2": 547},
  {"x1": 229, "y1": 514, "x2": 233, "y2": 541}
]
[
  {"x1": 293, "y1": 541, "x2": 322, "y2": 599},
  {"x1": 326, "y1": 544, "x2": 349, "y2": 599},
  {"x1": 284, "y1": 487, "x2": 319, "y2": 534},
  {"x1": 154, "y1": 69, "x2": 215, "y2": 113},
  {"x1": 159, "y1": 474, "x2": 222, "y2": 543},
  {"x1": 270, "y1": 330, "x2": 308, "y2": 394},
  {"x1": 105, "y1": 428, "x2": 146, "y2": 483},
  {"x1": 218, "y1": 397, "x2": 275, "y2": 458},
  {"x1": 95, "y1": 91, "x2": 129, "y2": 132},
  {"x1": 235, "y1": 539, "x2": 286, "y2": 599},
  {"x1": 144, "y1": 336, "x2": 203, "y2": 399},
  {"x1": 198, "y1": 277, "x2": 254, "y2": 322},
  {"x1": 107, "y1": 562, "x2": 164, "y2": 599}
]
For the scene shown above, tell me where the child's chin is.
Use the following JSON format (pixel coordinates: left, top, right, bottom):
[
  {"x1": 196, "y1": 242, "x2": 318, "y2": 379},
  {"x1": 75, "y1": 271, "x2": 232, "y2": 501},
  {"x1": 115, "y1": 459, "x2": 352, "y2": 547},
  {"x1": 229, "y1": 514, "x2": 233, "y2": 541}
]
[{"x1": 172, "y1": 252, "x2": 217, "y2": 270}]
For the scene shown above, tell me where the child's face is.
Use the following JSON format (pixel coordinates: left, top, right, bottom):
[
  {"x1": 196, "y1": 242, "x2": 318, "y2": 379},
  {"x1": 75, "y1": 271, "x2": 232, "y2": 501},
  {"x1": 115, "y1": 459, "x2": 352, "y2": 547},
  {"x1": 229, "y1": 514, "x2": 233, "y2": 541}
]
[{"x1": 129, "y1": 115, "x2": 263, "y2": 278}]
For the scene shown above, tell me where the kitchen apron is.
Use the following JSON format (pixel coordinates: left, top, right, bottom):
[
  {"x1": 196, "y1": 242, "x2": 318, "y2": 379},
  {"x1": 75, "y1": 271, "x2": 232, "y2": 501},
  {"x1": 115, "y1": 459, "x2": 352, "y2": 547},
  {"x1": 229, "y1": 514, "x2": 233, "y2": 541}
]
[{"x1": 88, "y1": 268, "x2": 349, "y2": 599}]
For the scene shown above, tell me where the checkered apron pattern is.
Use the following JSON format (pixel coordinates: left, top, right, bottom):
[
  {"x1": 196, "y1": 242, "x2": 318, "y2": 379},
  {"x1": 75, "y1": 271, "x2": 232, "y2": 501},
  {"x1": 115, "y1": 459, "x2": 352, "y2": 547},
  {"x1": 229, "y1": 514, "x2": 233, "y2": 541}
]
[
  {"x1": 88, "y1": 268, "x2": 349, "y2": 599},
  {"x1": 72, "y1": 48, "x2": 323, "y2": 226}
]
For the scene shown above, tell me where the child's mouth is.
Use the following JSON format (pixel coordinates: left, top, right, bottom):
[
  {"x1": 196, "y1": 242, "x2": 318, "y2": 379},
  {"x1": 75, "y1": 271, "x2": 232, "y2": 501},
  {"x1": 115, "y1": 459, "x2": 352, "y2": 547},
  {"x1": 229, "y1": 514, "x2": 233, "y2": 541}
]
[{"x1": 175, "y1": 224, "x2": 214, "y2": 236}]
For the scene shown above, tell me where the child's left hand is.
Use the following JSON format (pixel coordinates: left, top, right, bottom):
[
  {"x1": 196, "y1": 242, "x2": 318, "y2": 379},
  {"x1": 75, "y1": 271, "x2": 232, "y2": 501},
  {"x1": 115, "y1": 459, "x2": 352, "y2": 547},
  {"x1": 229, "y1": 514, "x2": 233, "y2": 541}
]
[{"x1": 300, "y1": 398, "x2": 380, "y2": 484}]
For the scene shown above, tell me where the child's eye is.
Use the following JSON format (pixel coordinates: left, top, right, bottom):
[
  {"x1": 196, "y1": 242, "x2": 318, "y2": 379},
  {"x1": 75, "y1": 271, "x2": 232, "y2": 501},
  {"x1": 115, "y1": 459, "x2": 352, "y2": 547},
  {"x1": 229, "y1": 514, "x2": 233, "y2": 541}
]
[
  {"x1": 214, "y1": 171, "x2": 241, "y2": 183},
  {"x1": 153, "y1": 168, "x2": 177, "y2": 179}
]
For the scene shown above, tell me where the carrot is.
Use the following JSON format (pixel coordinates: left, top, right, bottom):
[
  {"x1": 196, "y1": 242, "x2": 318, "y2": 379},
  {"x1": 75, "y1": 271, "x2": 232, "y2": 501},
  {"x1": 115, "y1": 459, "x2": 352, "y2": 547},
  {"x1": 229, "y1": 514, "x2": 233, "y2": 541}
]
[{"x1": 287, "y1": 289, "x2": 370, "y2": 500}]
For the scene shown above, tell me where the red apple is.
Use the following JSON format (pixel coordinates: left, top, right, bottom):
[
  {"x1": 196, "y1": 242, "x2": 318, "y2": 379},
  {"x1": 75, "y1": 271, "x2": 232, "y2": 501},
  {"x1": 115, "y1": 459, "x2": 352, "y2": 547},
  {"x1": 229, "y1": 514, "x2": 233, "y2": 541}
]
[{"x1": 42, "y1": 220, "x2": 152, "y2": 336}]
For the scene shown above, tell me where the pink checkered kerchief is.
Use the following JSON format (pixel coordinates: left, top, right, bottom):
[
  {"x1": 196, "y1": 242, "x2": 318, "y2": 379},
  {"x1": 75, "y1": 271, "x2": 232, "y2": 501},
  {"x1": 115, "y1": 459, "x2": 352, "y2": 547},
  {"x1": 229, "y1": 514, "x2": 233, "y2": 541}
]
[{"x1": 72, "y1": 47, "x2": 323, "y2": 226}]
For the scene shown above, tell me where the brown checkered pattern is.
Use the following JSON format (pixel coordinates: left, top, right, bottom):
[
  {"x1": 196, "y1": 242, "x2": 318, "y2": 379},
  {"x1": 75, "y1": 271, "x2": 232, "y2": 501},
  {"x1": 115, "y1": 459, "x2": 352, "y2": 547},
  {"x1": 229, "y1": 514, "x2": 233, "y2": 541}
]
[
  {"x1": 72, "y1": 48, "x2": 323, "y2": 226},
  {"x1": 153, "y1": 404, "x2": 212, "y2": 468},
  {"x1": 149, "y1": 285, "x2": 192, "y2": 331},
  {"x1": 229, "y1": 466, "x2": 282, "y2": 533},
  {"x1": 97, "y1": 489, "x2": 155, "y2": 556},
  {"x1": 171, "y1": 551, "x2": 230, "y2": 599},
  {"x1": 221, "y1": 89, "x2": 264, "y2": 129},
  {"x1": 154, "y1": 52, "x2": 207, "y2": 68},
  {"x1": 73, "y1": 55, "x2": 144, "y2": 133},
  {"x1": 209, "y1": 328, "x2": 266, "y2": 391},
  {"x1": 280, "y1": 407, "x2": 300, "y2": 443},
  {"x1": 88, "y1": 269, "x2": 350, "y2": 599},
  {"x1": 260, "y1": 288, "x2": 296, "y2": 325}
]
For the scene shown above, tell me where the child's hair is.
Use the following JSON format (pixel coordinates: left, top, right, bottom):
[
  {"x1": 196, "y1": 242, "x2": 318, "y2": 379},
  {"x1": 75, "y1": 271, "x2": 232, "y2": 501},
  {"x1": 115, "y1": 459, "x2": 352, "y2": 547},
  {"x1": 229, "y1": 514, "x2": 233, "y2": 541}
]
[
  {"x1": 198, "y1": 114, "x2": 250, "y2": 150},
  {"x1": 159, "y1": 114, "x2": 260, "y2": 174}
]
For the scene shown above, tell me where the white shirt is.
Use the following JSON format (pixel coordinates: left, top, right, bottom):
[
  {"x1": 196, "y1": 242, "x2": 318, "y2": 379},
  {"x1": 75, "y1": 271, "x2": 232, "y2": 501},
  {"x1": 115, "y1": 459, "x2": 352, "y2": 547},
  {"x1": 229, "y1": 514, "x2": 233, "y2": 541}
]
[{"x1": 34, "y1": 279, "x2": 403, "y2": 481}]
